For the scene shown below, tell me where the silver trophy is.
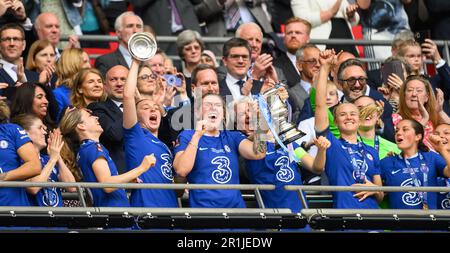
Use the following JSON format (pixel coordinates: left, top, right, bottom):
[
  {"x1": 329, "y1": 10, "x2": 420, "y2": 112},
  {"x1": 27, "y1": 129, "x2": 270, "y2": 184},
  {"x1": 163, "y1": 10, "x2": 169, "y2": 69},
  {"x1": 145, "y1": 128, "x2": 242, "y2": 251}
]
[
  {"x1": 262, "y1": 86, "x2": 305, "y2": 148},
  {"x1": 128, "y1": 32, "x2": 157, "y2": 61}
]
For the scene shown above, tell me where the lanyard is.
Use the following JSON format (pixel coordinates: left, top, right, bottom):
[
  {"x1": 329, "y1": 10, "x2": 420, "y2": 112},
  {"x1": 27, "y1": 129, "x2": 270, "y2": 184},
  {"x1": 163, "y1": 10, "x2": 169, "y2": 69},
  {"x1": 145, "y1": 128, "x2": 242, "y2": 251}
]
[
  {"x1": 403, "y1": 152, "x2": 429, "y2": 209},
  {"x1": 342, "y1": 138, "x2": 367, "y2": 184},
  {"x1": 358, "y1": 134, "x2": 380, "y2": 152}
]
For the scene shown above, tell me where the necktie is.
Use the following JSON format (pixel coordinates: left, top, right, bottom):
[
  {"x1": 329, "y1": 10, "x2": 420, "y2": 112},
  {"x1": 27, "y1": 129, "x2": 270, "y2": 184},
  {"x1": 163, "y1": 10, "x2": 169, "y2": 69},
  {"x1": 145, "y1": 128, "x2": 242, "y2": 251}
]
[
  {"x1": 119, "y1": 103, "x2": 123, "y2": 111},
  {"x1": 225, "y1": 1, "x2": 241, "y2": 31},
  {"x1": 236, "y1": 80, "x2": 245, "y2": 87},
  {"x1": 167, "y1": 0, "x2": 182, "y2": 26}
]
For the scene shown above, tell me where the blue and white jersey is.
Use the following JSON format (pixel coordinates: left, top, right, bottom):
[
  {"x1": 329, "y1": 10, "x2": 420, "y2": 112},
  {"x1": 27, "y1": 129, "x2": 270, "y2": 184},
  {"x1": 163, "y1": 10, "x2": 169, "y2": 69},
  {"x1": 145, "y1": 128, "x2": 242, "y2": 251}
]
[
  {"x1": 31, "y1": 155, "x2": 62, "y2": 207},
  {"x1": 246, "y1": 142, "x2": 303, "y2": 213},
  {"x1": 321, "y1": 130, "x2": 381, "y2": 209},
  {"x1": 123, "y1": 123, "x2": 178, "y2": 207},
  {"x1": 437, "y1": 177, "x2": 450, "y2": 209},
  {"x1": 77, "y1": 140, "x2": 129, "y2": 207},
  {"x1": 0, "y1": 123, "x2": 32, "y2": 206},
  {"x1": 381, "y1": 152, "x2": 446, "y2": 209},
  {"x1": 174, "y1": 130, "x2": 247, "y2": 208}
]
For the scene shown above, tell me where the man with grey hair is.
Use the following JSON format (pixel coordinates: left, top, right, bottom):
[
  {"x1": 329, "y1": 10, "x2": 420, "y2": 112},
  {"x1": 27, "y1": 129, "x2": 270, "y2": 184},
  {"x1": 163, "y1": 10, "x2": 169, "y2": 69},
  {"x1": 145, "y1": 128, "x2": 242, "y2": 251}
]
[
  {"x1": 287, "y1": 44, "x2": 320, "y2": 123},
  {"x1": 94, "y1": 11, "x2": 144, "y2": 76},
  {"x1": 218, "y1": 22, "x2": 286, "y2": 86}
]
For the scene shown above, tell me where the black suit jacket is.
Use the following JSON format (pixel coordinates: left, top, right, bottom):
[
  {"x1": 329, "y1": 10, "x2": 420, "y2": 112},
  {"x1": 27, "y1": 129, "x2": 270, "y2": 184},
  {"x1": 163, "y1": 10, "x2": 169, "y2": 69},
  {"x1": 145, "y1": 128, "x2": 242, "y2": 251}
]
[
  {"x1": 219, "y1": 78, "x2": 264, "y2": 102},
  {"x1": 94, "y1": 49, "x2": 128, "y2": 77},
  {"x1": 273, "y1": 53, "x2": 300, "y2": 88},
  {"x1": 87, "y1": 98, "x2": 126, "y2": 174},
  {"x1": 287, "y1": 82, "x2": 309, "y2": 124},
  {"x1": 0, "y1": 68, "x2": 39, "y2": 101}
]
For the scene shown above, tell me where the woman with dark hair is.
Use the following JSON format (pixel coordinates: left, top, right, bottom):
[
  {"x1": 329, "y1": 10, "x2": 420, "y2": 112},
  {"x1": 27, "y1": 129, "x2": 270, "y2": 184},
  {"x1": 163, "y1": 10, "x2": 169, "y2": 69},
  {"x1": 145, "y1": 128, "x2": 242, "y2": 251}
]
[
  {"x1": 10, "y1": 82, "x2": 58, "y2": 130},
  {"x1": 59, "y1": 107, "x2": 155, "y2": 207},
  {"x1": 0, "y1": 101, "x2": 41, "y2": 206},
  {"x1": 12, "y1": 114, "x2": 76, "y2": 207},
  {"x1": 380, "y1": 119, "x2": 450, "y2": 209}
]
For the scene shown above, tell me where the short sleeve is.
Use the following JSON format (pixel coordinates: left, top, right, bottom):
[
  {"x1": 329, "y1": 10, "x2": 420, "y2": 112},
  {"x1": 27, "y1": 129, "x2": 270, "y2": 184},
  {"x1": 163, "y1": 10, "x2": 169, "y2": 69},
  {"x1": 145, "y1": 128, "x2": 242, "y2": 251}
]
[
  {"x1": 231, "y1": 131, "x2": 247, "y2": 150},
  {"x1": 85, "y1": 143, "x2": 109, "y2": 165},
  {"x1": 173, "y1": 130, "x2": 193, "y2": 154},
  {"x1": 12, "y1": 125, "x2": 31, "y2": 149},
  {"x1": 432, "y1": 152, "x2": 447, "y2": 177}
]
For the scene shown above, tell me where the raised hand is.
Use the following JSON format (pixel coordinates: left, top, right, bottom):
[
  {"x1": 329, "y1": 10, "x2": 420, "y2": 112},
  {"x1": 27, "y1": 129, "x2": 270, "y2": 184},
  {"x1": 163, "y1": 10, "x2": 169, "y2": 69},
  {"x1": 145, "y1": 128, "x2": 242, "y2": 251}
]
[
  {"x1": 39, "y1": 64, "x2": 56, "y2": 84},
  {"x1": 47, "y1": 130, "x2": 64, "y2": 161},
  {"x1": 435, "y1": 88, "x2": 444, "y2": 113},
  {"x1": 11, "y1": 0, "x2": 26, "y2": 20},
  {"x1": 313, "y1": 136, "x2": 331, "y2": 150},
  {"x1": 386, "y1": 73, "x2": 403, "y2": 91},
  {"x1": 140, "y1": 154, "x2": 156, "y2": 172},
  {"x1": 16, "y1": 57, "x2": 26, "y2": 83},
  {"x1": 318, "y1": 49, "x2": 337, "y2": 67},
  {"x1": 421, "y1": 39, "x2": 442, "y2": 63},
  {"x1": 252, "y1": 53, "x2": 273, "y2": 80},
  {"x1": 417, "y1": 97, "x2": 430, "y2": 126},
  {"x1": 241, "y1": 78, "x2": 253, "y2": 96},
  {"x1": 195, "y1": 119, "x2": 208, "y2": 137},
  {"x1": 346, "y1": 3, "x2": 358, "y2": 19}
]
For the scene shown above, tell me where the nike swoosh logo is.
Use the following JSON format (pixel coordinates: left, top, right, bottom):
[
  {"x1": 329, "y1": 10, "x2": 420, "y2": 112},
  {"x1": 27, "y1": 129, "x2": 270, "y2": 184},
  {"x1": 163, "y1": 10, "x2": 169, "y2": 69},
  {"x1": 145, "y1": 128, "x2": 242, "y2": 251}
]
[
  {"x1": 199, "y1": 147, "x2": 208, "y2": 151},
  {"x1": 266, "y1": 151, "x2": 275, "y2": 155},
  {"x1": 151, "y1": 140, "x2": 160, "y2": 144},
  {"x1": 391, "y1": 169, "x2": 402, "y2": 175}
]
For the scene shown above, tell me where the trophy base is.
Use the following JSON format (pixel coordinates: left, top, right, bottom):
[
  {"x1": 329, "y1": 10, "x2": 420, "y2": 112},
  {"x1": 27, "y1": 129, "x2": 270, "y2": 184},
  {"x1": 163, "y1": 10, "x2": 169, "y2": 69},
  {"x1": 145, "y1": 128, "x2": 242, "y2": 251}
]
[{"x1": 274, "y1": 128, "x2": 306, "y2": 150}]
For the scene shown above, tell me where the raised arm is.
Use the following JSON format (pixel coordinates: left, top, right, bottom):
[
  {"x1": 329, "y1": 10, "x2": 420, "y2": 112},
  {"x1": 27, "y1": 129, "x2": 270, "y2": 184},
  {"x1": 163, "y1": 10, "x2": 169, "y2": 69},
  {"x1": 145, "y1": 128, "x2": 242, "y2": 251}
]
[
  {"x1": 315, "y1": 50, "x2": 336, "y2": 133},
  {"x1": 0, "y1": 142, "x2": 41, "y2": 181},
  {"x1": 27, "y1": 130, "x2": 65, "y2": 195},
  {"x1": 238, "y1": 139, "x2": 266, "y2": 160},
  {"x1": 173, "y1": 121, "x2": 207, "y2": 178},
  {"x1": 297, "y1": 136, "x2": 331, "y2": 174},
  {"x1": 92, "y1": 154, "x2": 155, "y2": 193},
  {"x1": 123, "y1": 59, "x2": 140, "y2": 129}
]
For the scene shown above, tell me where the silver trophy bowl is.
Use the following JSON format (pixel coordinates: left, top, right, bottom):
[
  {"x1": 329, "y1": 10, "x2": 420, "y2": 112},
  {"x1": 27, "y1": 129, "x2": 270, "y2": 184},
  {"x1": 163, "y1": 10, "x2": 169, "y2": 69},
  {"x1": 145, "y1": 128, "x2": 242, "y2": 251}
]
[
  {"x1": 262, "y1": 86, "x2": 305, "y2": 148},
  {"x1": 128, "y1": 32, "x2": 157, "y2": 61}
]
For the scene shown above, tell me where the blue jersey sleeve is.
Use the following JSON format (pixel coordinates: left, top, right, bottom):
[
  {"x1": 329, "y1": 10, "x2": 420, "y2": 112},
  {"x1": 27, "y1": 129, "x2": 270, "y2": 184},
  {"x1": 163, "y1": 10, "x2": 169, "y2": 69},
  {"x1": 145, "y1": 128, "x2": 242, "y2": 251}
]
[
  {"x1": 370, "y1": 148, "x2": 381, "y2": 176},
  {"x1": 431, "y1": 152, "x2": 447, "y2": 177},
  {"x1": 85, "y1": 143, "x2": 110, "y2": 167},
  {"x1": 11, "y1": 124, "x2": 31, "y2": 149},
  {"x1": 231, "y1": 131, "x2": 247, "y2": 151},
  {"x1": 173, "y1": 130, "x2": 194, "y2": 154},
  {"x1": 380, "y1": 157, "x2": 390, "y2": 182}
]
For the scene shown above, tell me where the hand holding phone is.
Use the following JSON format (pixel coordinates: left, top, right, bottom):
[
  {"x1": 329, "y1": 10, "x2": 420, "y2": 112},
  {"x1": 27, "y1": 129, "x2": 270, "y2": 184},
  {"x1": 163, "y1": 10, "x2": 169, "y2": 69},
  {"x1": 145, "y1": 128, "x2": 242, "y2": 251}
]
[{"x1": 381, "y1": 60, "x2": 404, "y2": 88}]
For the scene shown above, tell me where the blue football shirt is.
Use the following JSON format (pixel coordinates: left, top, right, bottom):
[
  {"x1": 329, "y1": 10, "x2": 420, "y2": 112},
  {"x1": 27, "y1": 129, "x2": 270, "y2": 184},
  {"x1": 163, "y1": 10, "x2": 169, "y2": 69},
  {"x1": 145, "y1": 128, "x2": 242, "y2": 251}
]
[
  {"x1": 321, "y1": 130, "x2": 381, "y2": 209},
  {"x1": 381, "y1": 152, "x2": 446, "y2": 209},
  {"x1": 123, "y1": 123, "x2": 178, "y2": 207},
  {"x1": 174, "y1": 130, "x2": 247, "y2": 208},
  {"x1": 77, "y1": 140, "x2": 130, "y2": 207},
  {"x1": 436, "y1": 177, "x2": 450, "y2": 209},
  {"x1": 0, "y1": 123, "x2": 32, "y2": 206},
  {"x1": 30, "y1": 154, "x2": 63, "y2": 207},
  {"x1": 246, "y1": 142, "x2": 303, "y2": 212}
]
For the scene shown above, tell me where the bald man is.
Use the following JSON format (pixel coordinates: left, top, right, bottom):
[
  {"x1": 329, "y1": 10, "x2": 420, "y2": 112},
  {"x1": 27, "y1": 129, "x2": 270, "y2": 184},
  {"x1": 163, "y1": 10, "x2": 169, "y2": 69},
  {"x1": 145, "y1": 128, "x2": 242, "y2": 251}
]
[
  {"x1": 34, "y1": 12, "x2": 79, "y2": 58},
  {"x1": 87, "y1": 65, "x2": 129, "y2": 173}
]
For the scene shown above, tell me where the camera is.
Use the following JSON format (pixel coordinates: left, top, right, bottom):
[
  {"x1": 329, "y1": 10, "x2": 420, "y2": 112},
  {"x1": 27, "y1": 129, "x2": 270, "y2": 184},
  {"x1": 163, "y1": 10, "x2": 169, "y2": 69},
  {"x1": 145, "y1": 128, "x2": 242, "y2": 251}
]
[{"x1": 163, "y1": 74, "x2": 182, "y2": 87}]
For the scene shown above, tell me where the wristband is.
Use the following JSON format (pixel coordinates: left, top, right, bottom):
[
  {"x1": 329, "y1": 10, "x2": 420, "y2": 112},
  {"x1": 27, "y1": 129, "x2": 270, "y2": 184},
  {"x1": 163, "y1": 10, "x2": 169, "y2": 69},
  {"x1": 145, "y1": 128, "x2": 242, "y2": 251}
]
[{"x1": 294, "y1": 147, "x2": 307, "y2": 160}]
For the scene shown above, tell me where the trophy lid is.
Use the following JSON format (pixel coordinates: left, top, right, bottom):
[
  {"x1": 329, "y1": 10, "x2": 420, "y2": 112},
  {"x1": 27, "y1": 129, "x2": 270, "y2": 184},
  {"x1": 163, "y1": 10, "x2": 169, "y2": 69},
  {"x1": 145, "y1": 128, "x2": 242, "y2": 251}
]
[{"x1": 128, "y1": 32, "x2": 157, "y2": 61}]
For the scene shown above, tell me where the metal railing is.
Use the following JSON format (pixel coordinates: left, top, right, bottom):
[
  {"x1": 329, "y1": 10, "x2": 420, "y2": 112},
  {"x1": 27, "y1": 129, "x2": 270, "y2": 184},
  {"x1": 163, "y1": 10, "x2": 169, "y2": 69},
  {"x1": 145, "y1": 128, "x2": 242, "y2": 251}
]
[
  {"x1": 1, "y1": 182, "x2": 450, "y2": 230},
  {"x1": 62, "y1": 35, "x2": 450, "y2": 65}
]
